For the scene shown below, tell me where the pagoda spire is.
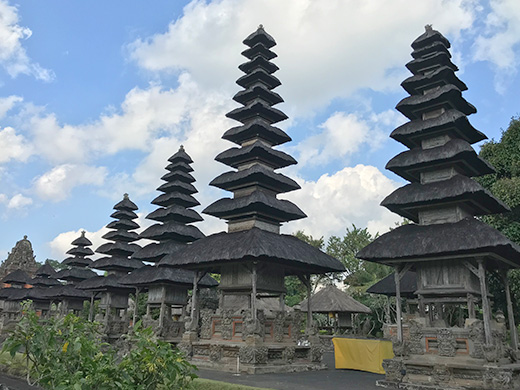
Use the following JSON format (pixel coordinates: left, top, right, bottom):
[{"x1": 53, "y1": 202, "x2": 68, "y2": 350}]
[
  {"x1": 91, "y1": 194, "x2": 143, "y2": 275},
  {"x1": 55, "y1": 231, "x2": 97, "y2": 285},
  {"x1": 133, "y1": 145, "x2": 205, "y2": 263},
  {"x1": 204, "y1": 24, "x2": 305, "y2": 234}
]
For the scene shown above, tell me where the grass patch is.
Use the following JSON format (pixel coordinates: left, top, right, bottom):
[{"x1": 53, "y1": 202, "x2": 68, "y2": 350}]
[
  {"x1": 0, "y1": 351, "x2": 28, "y2": 378},
  {"x1": 192, "y1": 378, "x2": 275, "y2": 390}
]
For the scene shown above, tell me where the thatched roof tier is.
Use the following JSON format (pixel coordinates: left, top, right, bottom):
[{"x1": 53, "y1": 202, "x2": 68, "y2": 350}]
[
  {"x1": 151, "y1": 191, "x2": 200, "y2": 208},
  {"x1": 411, "y1": 40, "x2": 450, "y2": 59},
  {"x1": 401, "y1": 66, "x2": 467, "y2": 95},
  {"x1": 5, "y1": 287, "x2": 51, "y2": 302},
  {"x1": 203, "y1": 190, "x2": 306, "y2": 222},
  {"x1": 35, "y1": 263, "x2": 56, "y2": 277},
  {"x1": 102, "y1": 230, "x2": 140, "y2": 243},
  {"x1": 236, "y1": 69, "x2": 281, "y2": 90},
  {"x1": 226, "y1": 99, "x2": 288, "y2": 124},
  {"x1": 159, "y1": 228, "x2": 345, "y2": 274},
  {"x1": 66, "y1": 246, "x2": 94, "y2": 257},
  {"x1": 106, "y1": 219, "x2": 140, "y2": 231},
  {"x1": 243, "y1": 25, "x2": 276, "y2": 48},
  {"x1": 55, "y1": 267, "x2": 97, "y2": 282},
  {"x1": 299, "y1": 286, "x2": 371, "y2": 314},
  {"x1": 114, "y1": 196, "x2": 138, "y2": 211},
  {"x1": 119, "y1": 265, "x2": 217, "y2": 288},
  {"x1": 62, "y1": 256, "x2": 93, "y2": 267},
  {"x1": 238, "y1": 55, "x2": 279, "y2": 75},
  {"x1": 139, "y1": 221, "x2": 204, "y2": 242},
  {"x1": 131, "y1": 241, "x2": 186, "y2": 263},
  {"x1": 90, "y1": 256, "x2": 144, "y2": 272},
  {"x1": 386, "y1": 139, "x2": 495, "y2": 182},
  {"x1": 157, "y1": 180, "x2": 197, "y2": 194},
  {"x1": 165, "y1": 160, "x2": 194, "y2": 173},
  {"x1": 45, "y1": 285, "x2": 90, "y2": 300},
  {"x1": 390, "y1": 109, "x2": 486, "y2": 148},
  {"x1": 161, "y1": 170, "x2": 195, "y2": 183},
  {"x1": 76, "y1": 274, "x2": 133, "y2": 292},
  {"x1": 1, "y1": 269, "x2": 30, "y2": 284},
  {"x1": 210, "y1": 165, "x2": 300, "y2": 193},
  {"x1": 30, "y1": 276, "x2": 62, "y2": 287},
  {"x1": 96, "y1": 241, "x2": 141, "y2": 257},
  {"x1": 396, "y1": 85, "x2": 476, "y2": 120},
  {"x1": 241, "y1": 43, "x2": 277, "y2": 61},
  {"x1": 110, "y1": 209, "x2": 138, "y2": 220},
  {"x1": 71, "y1": 234, "x2": 93, "y2": 247},
  {"x1": 234, "y1": 84, "x2": 283, "y2": 106},
  {"x1": 215, "y1": 141, "x2": 296, "y2": 169},
  {"x1": 412, "y1": 27, "x2": 451, "y2": 49},
  {"x1": 381, "y1": 175, "x2": 509, "y2": 222},
  {"x1": 147, "y1": 205, "x2": 203, "y2": 224},
  {"x1": 405, "y1": 51, "x2": 457, "y2": 74},
  {"x1": 168, "y1": 148, "x2": 193, "y2": 164},
  {"x1": 357, "y1": 218, "x2": 520, "y2": 267},
  {"x1": 367, "y1": 271, "x2": 417, "y2": 299},
  {"x1": 222, "y1": 119, "x2": 291, "y2": 146}
]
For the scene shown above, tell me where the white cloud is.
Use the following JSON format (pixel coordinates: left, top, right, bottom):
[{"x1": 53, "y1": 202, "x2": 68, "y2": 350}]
[
  {"x1": 0, "y1": 126, "x2": 32, "y2": 163},
  {"x1": 473, "y1": 0, "x2": 520, "y2": 92},
  {"x1": 7, "y1": 193, "x2": 32, "y2": 209},
  {"x1": 0, "y1": 0, "x2": 53, "y2": 81},
  {"x1": 34, "y1": 164, "x2": 108, "y2": 202},
  {"x1": 129, "y1": 0, "x2": 476, "y2": 114},
  {"x1": 282, "y1": 164, "x2": 402, "y2": 239},
  {"x1": 0, "y1": 95, "x2": 22, "y2": 118}
]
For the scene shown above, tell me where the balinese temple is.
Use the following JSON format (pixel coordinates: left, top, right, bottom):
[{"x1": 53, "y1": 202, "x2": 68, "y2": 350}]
[
  {"x1": 120, "y1": 147, "x2": 217, "y2": 342},
  {"x1": 159, "y1": 26, "x2": 345, "y2": 374},
  {"x1": 52, "y1": 232, "x2": 96, "y2": 315},
  {"x1": 0, "y1": 236, "x2": 39, "y2": 279},
  {"x1": 299, "y1": 286, "x2": 371, "y2": 334},
  {"x1": 357, "y1": 26, "x2": 520, "y2": 389},
  {"x1": 77, "y1": 194, "x2": 143, "y2": 339},
  {"x1": 0, "y1": 270, "x2": 31, "y2": 329},
  {"x1": 30, "y1": 262, "x2": 61, "y2": 288}
]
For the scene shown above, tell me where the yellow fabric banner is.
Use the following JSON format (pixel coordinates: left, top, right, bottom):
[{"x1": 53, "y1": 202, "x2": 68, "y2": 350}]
[{"x1": 332, "y1": 338, "x2": 394, "y2": 374}]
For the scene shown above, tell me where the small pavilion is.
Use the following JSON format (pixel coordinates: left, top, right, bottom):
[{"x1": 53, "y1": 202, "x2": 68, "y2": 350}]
[
  {"x1": 299, "y1": 286, "x2": 371, "y2": 334},
  {"x1": 357, "y1": 26, "x2": 520, "y2": 389},
  {"x1": 159, "y1": 26, "x2": 345, "y2": 374}
]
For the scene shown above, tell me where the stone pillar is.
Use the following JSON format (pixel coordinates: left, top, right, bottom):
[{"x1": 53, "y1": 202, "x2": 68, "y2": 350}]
[
  {"x1": 477, "y1": 258, "x2": 492, "y2": 345},
  {"x1": 190, "y1": 270, "x2": 200, "y2": 330},
  {"x1": 89, "y1": 293, "x2": 95, "y2": 322},
  {"x1": 251, "y1": 262, "x2": 257, "y2": 321},
  {"x1": 133, "y1": 288, "x2": 140, "y2": 326},
  {"x1": 306, "y1": 276, "x2": 313, "y2": 331},
  {"x1": 394, "y1": 267, "x2": 403, "y2": 343},
  {"x1": 467, "y1": 293, "x2": 476, "y2": 319},
  {"x1": 501, "y1": 269, "x2": 518, "y2": 351}
]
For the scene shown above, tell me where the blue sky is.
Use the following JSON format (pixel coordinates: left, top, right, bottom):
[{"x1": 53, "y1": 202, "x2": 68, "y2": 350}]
[{"x1": 0, "y1": 0, "x2": 519, "y2": 263}]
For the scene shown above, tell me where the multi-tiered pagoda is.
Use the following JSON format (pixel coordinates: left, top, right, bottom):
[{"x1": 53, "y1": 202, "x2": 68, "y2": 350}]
[
  {"x1": 358, "y1": 26, "x2": 520, "y2": 389},
  {"x1": 160, "y1": 26, "x2": 344, "y2": 374},
  {"x1": 121, "y1": 146, "x2": 216, "y2": 342},
  {"x1": 78, "y1": 194, "x2": 143, "y2": 339}
]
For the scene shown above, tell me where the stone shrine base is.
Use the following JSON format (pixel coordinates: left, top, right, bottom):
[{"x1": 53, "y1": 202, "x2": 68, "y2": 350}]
[{"x1": 377, "y1": 356, "x2": 520, "y2": 390}]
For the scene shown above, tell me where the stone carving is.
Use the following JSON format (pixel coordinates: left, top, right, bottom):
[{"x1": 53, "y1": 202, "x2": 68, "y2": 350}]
[
  {"x1": 282, "y1": 346, "x2": 295, "y2": 363},
  {"x1": 178, "y1": 342, "x2": 192, "y2": 357},
  {"x1": 468, "y1": 320, "x2": 485, "y2": 359},
  {"x1": 243, "y1": 310, "x2": 264, "y2": 340},
  {"x1": 200, "y1": 309, "x2": 214, "y2": 339},
  {"x1": 209, "y1": 345, "x2": 223, "y2": 362},
  {"x1": 432, "y1": 364, "x2": 451, "y2": 385},
  {"x1": 160, "y1": 320, "x2": 183, "y2": 339},
  {"x1": 221, "y1": 309, "x2": 234, "y2": 340},
  {"x1": 290, "y1": 310, "x2": 303, "y2": 341},
  {"x1": 408, "y1": 320, "x2": 424, "y2": 355},
  {"x1": 0, "y1": 236, "x2": 39, "y2": 279},
  {"x1": 484, "y1": 367, "x2": 515, "y2": 390},
  {"x1": 392, "y1": 339, "x2": 409, "y2": 358},
  {"x1": 273, "y1": 311, "x2": 285, "y2": 342},
  {"x1": 483, "y1": 343, "x2": 501, "y2": 363},
  {"x1": 239, "y1": 346, "x2": 268, "y2": 364},
  {"x1": 310, "y1": 344, "x2": 323, "y2": 363},
  {"x1": 383, "y1": 359, "x2": 405, "y2": 382},
  {"x1": 437, "y1": 328, "x2": 457, "y2": 357}
]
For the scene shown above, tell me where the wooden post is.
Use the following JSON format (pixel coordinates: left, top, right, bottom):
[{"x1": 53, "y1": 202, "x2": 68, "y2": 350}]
[
  {"x1": 418, "y1": 294, "x2": 425, "y2": 317},
  {"x1": 501, "y1": 270, "x2": 518, "y2": 351},
  {"x1": 477, "y1": 258, "x2": 493, "y2": 345},
  {"x1": 394, "y1": 266, "x2": 403, "y2": 343},
  {"x1": 306, "y1": 275, "x2": 312, "y2": 331},
  {"x1": 133, "y1": 288, "x2": 140, "y2": 326},
  {"x1": 191, "y1": 270, "x2": 200, "y2": 330},
  {"x1": 467, "y1": 293, "x2": 476, "y2": 319},
  {"x1": 279, "y1": 293, "x2": 285, "y2": 312},
  {"x1": 89, "y1": 293, "x2": 95, "y2": 322},
  {"x1": 251, "y1": 262, "x2": 257, "y2": 321},
  {"x1": 159, "y1": 302, "x2": 165, "y2": 329}
]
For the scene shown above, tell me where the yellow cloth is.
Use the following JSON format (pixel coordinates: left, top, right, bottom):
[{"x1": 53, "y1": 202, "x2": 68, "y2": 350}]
[{"x1": 332, "y1": 338, "x2": 394, "y2": 374}]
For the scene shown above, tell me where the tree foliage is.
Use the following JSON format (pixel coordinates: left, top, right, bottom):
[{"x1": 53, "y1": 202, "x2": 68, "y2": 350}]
[{"x1": 2, "y1": 302, "x2": 195, "y2": 389}]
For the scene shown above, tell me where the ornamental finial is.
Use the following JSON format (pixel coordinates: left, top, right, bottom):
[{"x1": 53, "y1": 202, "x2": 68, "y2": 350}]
[
  {"x1": 124, "y1": 193, "x2": 129, "y2": 199},
  {"x1": 425, "y1": 24, "x2": 433, "y2": 32}
]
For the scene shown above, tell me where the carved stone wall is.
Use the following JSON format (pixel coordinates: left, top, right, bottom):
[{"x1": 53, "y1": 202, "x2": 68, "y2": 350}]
[{"x1": 0, "y1": 236, "x2": 39, "y2": 279}]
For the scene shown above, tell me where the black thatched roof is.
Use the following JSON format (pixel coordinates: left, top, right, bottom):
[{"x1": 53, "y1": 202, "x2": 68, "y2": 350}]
[
  {"x1": 401, "y1": 66, "x2": 467, "y2": 95},
  {"x1": 161, "y1": 170, "x2": 195, "y2": 183},
  {"x1": 96, "y1": 242, "x2": 141, "y2": 257},
  {"x1": 357, "y1": 218, "x2": 520, "y2": 268},
  {"x1": 114, "y1": 195, "x2": 138, "y2": 211},
  {"x1": 366, "y1": 271, "x2": 417, "y2": 298},
  {"x1": 55, "y1": 267, "x2": 97, "y2": 282},
  {"x1": 222, "y1": 119, "x2": 291, "y2": 146},
  {"x1": 30, "y1": 276, "x2": 62, "y2": 288},
  {"x1": 71, "y1": 233, "x2": 92, "y2": 247},
  {"x1": 157, "y1": 180, "x2": 198, "y2": 194},
  {"x1": 146, "y1": 205, "x2": 203, "y2": 224},
  {"x1": 159, "y1": 227, "x2": 345, "y2": 274},
  {"x1": 243, "y1": 25, "x2": 276, "y2": 48},
  {"x1": 168, "y1": 145, "x2": 193, "y2": 164},
  {"x1": 66, "y1": 246, "x2": 94, "y2": 257},
  {"x1": 76, "y1": 274, "x2": 133, "y2": 292},
  {"x1": 35, "y1": 262, "x2": 57, "y2": 277},
  {"x1": 406, "y1": 51, "x2": 457, "y2": 74},
  {"x1": 140, "y1": 221, "x2": 204, "y2": 242},
  {"x1": 102, "y1": 230, "x2": 139, "y2": 242},
  {"x1": 381, "y1": 174, "x2": 509, "y2": 222},
  {"x1": 299, "y1": 286, "x2": 371, "y2": 314},
  {"x1": 151, "y1": 191, "x2": 200, "y2": 208},
  {"x1": 386, "y1": 138, "x2": 495, "y2": 182},
  {"x1": 411, "y1": 26, "x2": 450, "y2": 49},
  {"x1": 119, "y1": 265, "x2": 218, "y2": 288},
  {"x1": 90, "y1": 256, "x2": 144, "y2": 272},
  {"x1": 1, "y1": 269, "x2": 30, "y2": 284},
  {"x1": 241, "y1": 43, "x2": 277, "y2": 61},
  {"x1": 131, "y1": 241, "x2": 186, "y2": 263},
  {"x1": 390, "y1": 109, "x2": 486, "y2": 148},
  {"x1": 5, "y1": 287, "x2": 51, "y2": 302},
  {"x1": 215, "y1": 141, "x2": 296, "y2": 169},
  {"x1": 233, "y1": 84, "x2": 283, "y2": 106},
  {"x1": 45, "y1": 285, "x2": 90, "y2": 300},
  {"x1": 62, "y1": 256, "x2": 93, "y2": 267}
]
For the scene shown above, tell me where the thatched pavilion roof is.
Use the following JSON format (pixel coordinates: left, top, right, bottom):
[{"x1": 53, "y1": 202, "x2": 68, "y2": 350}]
[
  {"x1": 299, "y1": 286, "x2": 370, "y2": 314},
  {"x1": 366, "y1": 271, "x2": 417, "y2": 299}
]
